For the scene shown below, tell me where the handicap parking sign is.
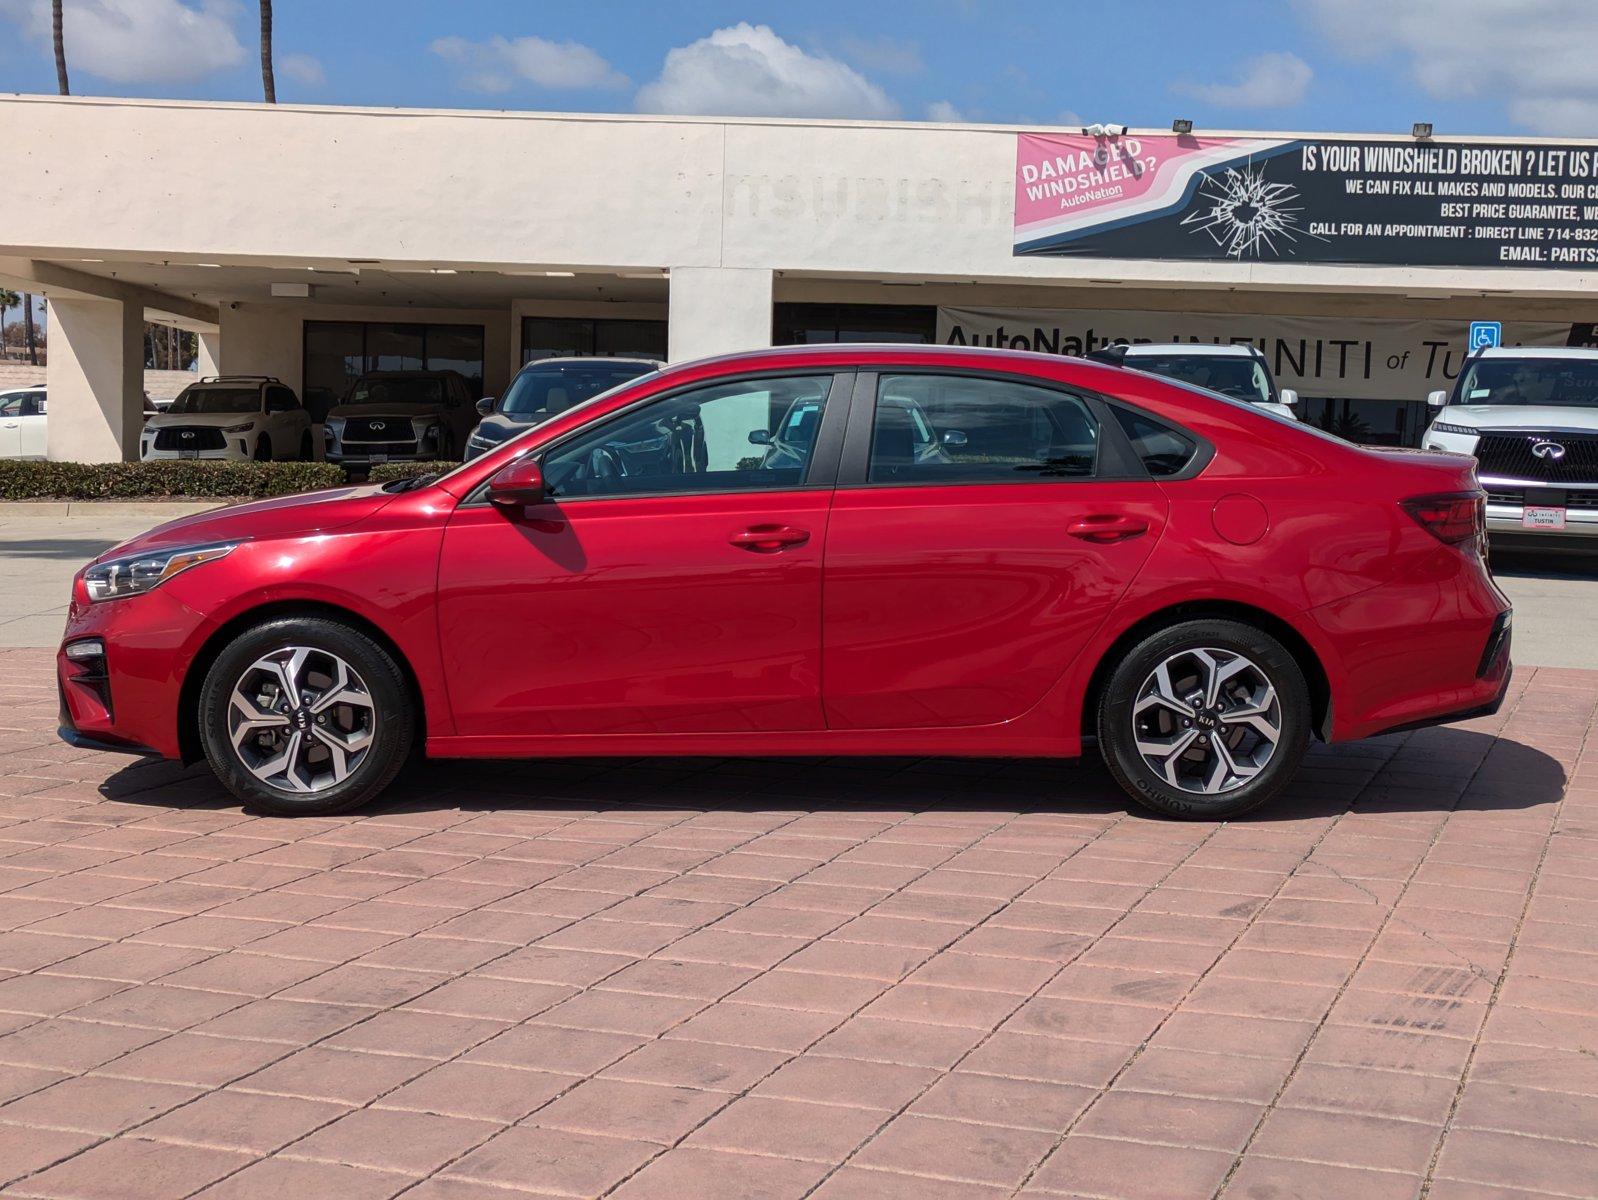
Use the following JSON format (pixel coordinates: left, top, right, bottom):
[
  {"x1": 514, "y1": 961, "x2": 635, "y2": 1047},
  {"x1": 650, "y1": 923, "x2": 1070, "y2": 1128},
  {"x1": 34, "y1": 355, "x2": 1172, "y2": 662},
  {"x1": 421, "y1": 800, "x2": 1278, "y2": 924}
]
[{"x1": 1469, "y1": 321, "x2": 1502, "y2": 350}]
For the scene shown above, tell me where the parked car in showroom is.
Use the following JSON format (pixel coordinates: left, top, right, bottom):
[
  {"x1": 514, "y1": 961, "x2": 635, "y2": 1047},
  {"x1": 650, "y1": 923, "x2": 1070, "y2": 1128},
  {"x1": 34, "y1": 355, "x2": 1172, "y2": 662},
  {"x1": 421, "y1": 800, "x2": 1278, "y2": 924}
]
[
  {"x1": 140, "y1": 376, "x2": 312, "y2": 462},
  {"x1": 1088, "y1": 342, "x2": 1299, "y2": 419},
  {"x1": 1421, "y1": 346, "x2": 1598, "y2": 551},
  {"x1": 325, "y1": 370, "x2": 475, "y2": 467},
  {"x1": 464, "y1": 357, "x2": 660, "y2": 460},
  {"x1": 0, "y1": 385, "x2": 46, "y2": 459},
  {"x1": 59, "y1": 344, "x2": 1509, "y2": 822}
]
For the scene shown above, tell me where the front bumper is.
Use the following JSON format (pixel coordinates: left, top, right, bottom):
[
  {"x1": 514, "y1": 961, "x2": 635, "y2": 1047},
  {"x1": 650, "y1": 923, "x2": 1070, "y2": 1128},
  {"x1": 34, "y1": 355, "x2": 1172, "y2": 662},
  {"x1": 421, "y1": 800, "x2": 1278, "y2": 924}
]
[{"x1": 141, "y1": 445, "x2": 252, "y2": 462}]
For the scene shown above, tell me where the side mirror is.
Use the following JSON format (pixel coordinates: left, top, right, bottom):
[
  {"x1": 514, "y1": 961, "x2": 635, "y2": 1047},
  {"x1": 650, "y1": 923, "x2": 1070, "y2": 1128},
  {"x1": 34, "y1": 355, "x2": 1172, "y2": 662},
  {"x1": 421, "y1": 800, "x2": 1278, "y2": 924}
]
[
  {"x1": 487, "y1": 458, "x2": 547, "y2": 508},
  {"x1": 1278, "y1": 388, "x2": 1298, "y2": 408},
  {"x1": 475, "y1": 397, "x2": 495, "y2": 417},
  {"x1": 1427, "y1": 389, "x2": 1448, "y2": 408},
  {"x1": 747, "y1": 429, "x2": 772, "y2": 446},
  {"x1": 941, "y1": 429, "x2": 969, "y2": 447}
]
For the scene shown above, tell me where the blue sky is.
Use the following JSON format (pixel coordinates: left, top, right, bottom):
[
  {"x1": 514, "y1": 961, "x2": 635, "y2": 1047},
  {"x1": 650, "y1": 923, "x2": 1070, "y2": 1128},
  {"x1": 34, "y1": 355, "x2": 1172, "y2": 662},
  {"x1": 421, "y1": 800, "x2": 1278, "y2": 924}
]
[{"x1": 0, "y1": 0, "x2": 1594, "y2": 140}]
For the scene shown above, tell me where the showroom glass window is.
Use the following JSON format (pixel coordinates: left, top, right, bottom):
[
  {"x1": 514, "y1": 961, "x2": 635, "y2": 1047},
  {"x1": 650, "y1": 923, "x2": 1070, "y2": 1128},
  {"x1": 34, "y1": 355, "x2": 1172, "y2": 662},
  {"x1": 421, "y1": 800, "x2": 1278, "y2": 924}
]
[
  {"x1": 773, "y1": 303, "x2": 936, "y2": 345},
  {"x1": 867, "y1": 374, "x2": 1098, "y2": 484},
  {"x1": 303, "y1": 322, "x2": 486, "y2": 419},
  {"x1": 520, "y1": 317, "x2": 667, "y2": 363},
  {"x1": 541, "y1": 375, "x2": 833, "y2": 499}
]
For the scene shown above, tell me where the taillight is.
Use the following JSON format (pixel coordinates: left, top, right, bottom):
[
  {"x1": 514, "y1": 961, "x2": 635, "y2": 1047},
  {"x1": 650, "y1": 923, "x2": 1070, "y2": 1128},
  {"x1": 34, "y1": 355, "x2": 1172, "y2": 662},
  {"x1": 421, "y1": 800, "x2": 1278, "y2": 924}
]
[{"x1": 1402, "y1": 491, "x2": 1485, "y2": 548}]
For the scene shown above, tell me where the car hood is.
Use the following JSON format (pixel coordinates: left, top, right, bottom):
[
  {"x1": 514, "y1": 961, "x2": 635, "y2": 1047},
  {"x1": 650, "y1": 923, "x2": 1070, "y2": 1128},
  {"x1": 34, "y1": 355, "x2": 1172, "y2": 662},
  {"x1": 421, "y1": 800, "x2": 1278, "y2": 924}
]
[
  {"x1": 1437, "y1": 405, "x2": 1598, "y2": 431},
  {"x1": 328, "y1": 403, "x2": 442, "y2": 420},
  {"x1": 95, "y1": 485, "x2": 399, "y2": 563},
  {"x1": 143, "y1": 411, "x2": 260, "y2": 427}
]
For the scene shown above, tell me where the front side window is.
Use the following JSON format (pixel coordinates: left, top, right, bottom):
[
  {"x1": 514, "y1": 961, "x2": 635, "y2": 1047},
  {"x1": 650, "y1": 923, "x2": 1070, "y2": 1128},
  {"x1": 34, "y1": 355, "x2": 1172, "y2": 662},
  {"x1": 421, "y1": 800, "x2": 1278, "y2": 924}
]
[
  {"x1": 868, "y1": 374, "x2": 1098, "y2": 484},
  {"x1": 168, "y1": 387, "x2": 260, "y2": 415},
  {"x1": 543, "y1": 375, "x2": 833, "y2": 499}
]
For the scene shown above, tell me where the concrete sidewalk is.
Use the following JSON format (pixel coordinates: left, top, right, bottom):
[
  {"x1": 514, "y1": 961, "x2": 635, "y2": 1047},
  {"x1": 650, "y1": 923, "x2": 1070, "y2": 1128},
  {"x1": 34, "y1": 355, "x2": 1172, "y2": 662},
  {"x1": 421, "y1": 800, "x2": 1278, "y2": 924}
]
[{"x1": 0, "y1": 503, "x2": 221, "y2": 648}]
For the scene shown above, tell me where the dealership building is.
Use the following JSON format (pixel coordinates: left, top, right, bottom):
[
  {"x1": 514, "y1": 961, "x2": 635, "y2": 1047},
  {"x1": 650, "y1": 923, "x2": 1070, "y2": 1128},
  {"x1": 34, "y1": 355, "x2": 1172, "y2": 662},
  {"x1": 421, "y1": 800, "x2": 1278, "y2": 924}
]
[{"x1": 5, "y1": 93, "x2": 1598, "y2": 461}]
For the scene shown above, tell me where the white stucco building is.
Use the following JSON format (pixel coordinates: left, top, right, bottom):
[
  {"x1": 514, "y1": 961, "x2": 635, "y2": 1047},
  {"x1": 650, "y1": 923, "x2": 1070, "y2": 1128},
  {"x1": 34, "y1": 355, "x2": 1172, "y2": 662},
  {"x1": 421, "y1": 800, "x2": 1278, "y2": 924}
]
[{"x1": 5, "y1": 94, "x2": 1598, "y2": 460}]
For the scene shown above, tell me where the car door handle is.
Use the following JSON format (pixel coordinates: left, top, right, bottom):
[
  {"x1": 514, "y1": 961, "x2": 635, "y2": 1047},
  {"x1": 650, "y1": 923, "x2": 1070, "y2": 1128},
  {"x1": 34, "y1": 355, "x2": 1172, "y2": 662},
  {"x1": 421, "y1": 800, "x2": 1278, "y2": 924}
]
[
  {"x1": 1067, "y1": 514, "x2": 1150, "y2": 543},
  {"x1": 729, "y1": 525, "x2": 810, "y2": 552}
]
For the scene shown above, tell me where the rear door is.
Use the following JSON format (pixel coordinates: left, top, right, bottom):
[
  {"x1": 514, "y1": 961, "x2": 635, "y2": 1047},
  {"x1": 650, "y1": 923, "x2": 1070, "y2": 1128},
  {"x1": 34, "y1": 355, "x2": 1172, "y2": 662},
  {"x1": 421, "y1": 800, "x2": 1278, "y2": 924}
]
[
  {"x1": 821, "y1": 371, "x2": 1168, "y2": 730},
  {"x1": 20, "y1": 395, "x2": 46, "y2": 458}
]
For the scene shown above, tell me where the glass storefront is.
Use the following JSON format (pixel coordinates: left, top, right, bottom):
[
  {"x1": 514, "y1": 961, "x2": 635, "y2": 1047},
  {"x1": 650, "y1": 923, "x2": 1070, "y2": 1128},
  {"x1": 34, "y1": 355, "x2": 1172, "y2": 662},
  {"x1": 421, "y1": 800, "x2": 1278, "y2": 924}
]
[
  {"x1": 773, "y1": 303, "x2": 936, "y2": 345},
  {"x1": 521, "y1": 317, "x2": 668, "y2": 364},
  {"x1": 302, "y1": 321, "x2": 486, "y2": 421}
]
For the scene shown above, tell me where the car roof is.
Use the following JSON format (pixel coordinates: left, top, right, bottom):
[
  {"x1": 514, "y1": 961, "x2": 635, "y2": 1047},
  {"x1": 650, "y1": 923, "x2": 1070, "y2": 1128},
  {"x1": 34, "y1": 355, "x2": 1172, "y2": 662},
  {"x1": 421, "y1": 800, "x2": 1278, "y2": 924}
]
[
  {"x1": 521, "y1": 357, "x2": 662, "y2": 369},
  {"x1": 1471, "y1": 346, "x2": 1598, "y2": 360},
  {"x1": 1112, "y1": 343, "x2": 1265, "y2": 358}
]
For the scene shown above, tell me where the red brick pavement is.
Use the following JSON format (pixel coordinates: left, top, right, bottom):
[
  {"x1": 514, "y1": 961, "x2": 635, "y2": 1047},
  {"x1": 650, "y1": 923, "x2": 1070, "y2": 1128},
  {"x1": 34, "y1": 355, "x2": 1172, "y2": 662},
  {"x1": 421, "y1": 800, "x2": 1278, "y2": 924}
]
[{"x1": 0, "y1": 645, "x2": 1594, "y2": 1199}]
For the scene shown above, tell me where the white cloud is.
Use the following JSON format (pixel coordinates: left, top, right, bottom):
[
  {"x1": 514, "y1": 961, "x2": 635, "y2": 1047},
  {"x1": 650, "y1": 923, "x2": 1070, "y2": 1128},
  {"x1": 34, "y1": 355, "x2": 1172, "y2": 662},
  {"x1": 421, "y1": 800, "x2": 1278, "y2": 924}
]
[
  {"x1": 1174, "y1": 51, "x2": 1312, "y2": 109},
  {"x1": 430, "y1": 34, "x2": 628, "y2": 94},
  {"x1": 279, "y1": 53, "x2": 324, "y2": 88},
  {"x1": 0, "y1": 0, "x2": 244, "y2": 84},
  {"x1": 838, "y1": 34, "x2": 923, "y2": 76},
  {"x1": 1297, "y1": 0, "x2": 1598, "y2": 135},
  {"x1": 1056, "y1": 109, "x2": 1085, "y2": 128},
  {"x1": 635, "y1": 23, "x2": 898, "y2": 119},
  {"x1": 924, "y1": 100, "x2": 963, "y2": 122}
]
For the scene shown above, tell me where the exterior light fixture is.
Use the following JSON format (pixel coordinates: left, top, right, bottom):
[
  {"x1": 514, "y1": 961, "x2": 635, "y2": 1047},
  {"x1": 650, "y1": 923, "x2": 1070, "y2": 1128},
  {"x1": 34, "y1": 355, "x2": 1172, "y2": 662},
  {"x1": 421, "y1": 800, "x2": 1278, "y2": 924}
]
[
  {"x1": 1172, "y1": 118, "x2": 1193, "y2": 134},
  {"x1": 1412, "y1": 122, "x2": 1433, "y2": 139}
]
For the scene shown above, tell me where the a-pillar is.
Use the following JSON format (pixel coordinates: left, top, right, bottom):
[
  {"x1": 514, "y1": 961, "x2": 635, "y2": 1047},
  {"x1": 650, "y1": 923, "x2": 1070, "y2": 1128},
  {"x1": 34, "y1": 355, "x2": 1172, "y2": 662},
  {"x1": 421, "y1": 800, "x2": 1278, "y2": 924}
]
[
  {"x1": 667, "y1": 267, "x2": 773, "y2": 363},
  {"x1": 46, "y1": 297, "x2": 144, "y2": 462}
]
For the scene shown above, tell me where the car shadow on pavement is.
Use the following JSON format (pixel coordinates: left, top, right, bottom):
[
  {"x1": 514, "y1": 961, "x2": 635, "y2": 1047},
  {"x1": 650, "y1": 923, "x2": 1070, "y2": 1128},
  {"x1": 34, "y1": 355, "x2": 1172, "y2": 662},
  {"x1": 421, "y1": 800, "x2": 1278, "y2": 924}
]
[{"x1": 92, "y1": 725, "x2": 1566, "y2": 824}]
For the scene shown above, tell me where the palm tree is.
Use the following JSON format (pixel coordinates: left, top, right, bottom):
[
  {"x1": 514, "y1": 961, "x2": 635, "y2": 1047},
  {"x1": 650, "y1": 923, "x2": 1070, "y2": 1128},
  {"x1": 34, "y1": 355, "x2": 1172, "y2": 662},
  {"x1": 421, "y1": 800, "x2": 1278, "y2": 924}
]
[
  {"x1": 259, "y1": 1, "x2": 275, "y2": 103},
  {"x1": 0, "y1": 288, "x2": 16, "y2": 360},
  {"x1": 23, "y1": 298, "x2": 38, "y2": 366},
  {"x1": 52, "y1": 0, "x2": 69, "y2": 95}
]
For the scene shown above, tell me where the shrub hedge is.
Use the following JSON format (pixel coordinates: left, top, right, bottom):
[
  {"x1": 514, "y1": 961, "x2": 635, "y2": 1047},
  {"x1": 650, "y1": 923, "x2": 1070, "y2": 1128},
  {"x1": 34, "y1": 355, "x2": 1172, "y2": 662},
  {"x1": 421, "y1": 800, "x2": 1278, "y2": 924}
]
[{"x1": 0, "y1": 460, "x2": 458, "y2": 502}]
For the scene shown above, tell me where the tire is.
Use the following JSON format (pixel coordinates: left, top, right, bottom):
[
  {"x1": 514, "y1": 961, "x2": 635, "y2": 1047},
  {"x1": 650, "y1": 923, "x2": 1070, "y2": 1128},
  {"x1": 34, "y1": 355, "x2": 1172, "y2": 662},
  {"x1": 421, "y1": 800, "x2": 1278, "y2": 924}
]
[
  {"x1": 1096, "y1": 618, "x2": 1310, "y2": 820},
  {"x1": 254, "y1": 434, "x2": 272, "y2": 462},
  {"x1": 198, "y1": 616, "x2": 415, "y2": 816}
]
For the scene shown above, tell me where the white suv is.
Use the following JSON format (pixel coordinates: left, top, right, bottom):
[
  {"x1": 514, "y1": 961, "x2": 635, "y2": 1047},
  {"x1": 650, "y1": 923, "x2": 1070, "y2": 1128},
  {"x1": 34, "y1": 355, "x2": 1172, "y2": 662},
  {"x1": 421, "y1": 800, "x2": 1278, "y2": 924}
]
[
  {"x1": 141, "y1": 377, "x2": 313, "y2": 462},
  {"x1": 0, "y1": 386, "x2": 47, "y2": 460},
  {"x1": 1087, "y1": 343, "x2": 1299, "y2": 420},
  {"x1": 1421, "y1": 347, "x2": 1598, "y2": 549}
]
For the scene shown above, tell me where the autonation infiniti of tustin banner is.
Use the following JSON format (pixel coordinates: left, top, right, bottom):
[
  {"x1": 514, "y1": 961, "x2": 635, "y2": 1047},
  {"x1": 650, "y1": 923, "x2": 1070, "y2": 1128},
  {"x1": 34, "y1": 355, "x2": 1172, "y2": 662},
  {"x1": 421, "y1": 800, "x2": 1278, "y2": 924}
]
[{"x1": 1013, "y1": 132, "x2": 1598, "y2": 265}]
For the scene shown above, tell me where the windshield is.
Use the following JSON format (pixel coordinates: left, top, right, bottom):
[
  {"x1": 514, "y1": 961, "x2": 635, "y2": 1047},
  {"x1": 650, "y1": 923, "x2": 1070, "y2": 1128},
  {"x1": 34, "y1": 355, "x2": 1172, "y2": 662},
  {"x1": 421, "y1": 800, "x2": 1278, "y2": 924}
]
[
  {"x1": 500, "y1": 363, "x2": 656, "y2": 418},
  {"x1": 1454, "y1": 358, "x2": 1598, "y2": 408},
  {"x1": 1128, "y1": 355, "x2": 1272, "y2": 405},
  {"x1": 168, "y1": 387, "x2": 259, "y2": 415},
  {"x1": 347, "y1": 378, "x2": 444, "y2": 407}
]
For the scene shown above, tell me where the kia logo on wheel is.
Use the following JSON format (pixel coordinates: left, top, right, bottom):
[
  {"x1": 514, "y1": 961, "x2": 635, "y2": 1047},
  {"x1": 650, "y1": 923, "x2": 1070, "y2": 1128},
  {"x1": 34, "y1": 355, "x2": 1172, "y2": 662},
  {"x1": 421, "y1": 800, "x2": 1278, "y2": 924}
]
[{"x1": 1531, "y1": 440, "x2": 1566, "y2": 460}]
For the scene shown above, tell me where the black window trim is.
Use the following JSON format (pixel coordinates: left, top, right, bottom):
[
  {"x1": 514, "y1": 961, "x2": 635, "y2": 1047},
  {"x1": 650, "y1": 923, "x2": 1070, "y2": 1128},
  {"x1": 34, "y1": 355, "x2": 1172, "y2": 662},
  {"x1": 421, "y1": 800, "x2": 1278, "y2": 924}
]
[
  {"x1": 835, "y1": 365, "x2": 1150, "y2": 489},
  {"x1": 462, "y1": 369, "x2": 855, "y2": 507}
]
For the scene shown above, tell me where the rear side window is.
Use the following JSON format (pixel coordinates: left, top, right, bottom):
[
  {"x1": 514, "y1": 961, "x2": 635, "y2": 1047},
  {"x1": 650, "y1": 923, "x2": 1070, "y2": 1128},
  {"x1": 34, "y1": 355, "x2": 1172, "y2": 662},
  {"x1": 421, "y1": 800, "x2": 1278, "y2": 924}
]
[
  {"x1": 1113, "y1": 407, "x2": 1198, "y2": 477},
  {"x1": 869, "y1": 374, "x2": 1098, "y2": 484}
]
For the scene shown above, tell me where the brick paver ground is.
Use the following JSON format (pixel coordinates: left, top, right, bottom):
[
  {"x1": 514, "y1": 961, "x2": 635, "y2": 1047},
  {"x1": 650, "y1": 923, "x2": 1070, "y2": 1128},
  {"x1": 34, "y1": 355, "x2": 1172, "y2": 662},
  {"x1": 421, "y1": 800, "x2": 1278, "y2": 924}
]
[{"x1": 1, "y1": 645, "x2": 1595, "y2": 1199}]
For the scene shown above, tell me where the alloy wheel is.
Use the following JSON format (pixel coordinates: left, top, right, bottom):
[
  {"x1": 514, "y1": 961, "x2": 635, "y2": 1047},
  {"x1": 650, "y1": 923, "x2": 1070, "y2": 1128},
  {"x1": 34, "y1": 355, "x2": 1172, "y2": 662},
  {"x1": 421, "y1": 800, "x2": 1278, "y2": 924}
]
[
  {"x1": 228, "y1": 646, "x2": 376, "y2": 794},
  {"x1": 1131, "y1": 647, "x2": 1281, "y2": 795}
]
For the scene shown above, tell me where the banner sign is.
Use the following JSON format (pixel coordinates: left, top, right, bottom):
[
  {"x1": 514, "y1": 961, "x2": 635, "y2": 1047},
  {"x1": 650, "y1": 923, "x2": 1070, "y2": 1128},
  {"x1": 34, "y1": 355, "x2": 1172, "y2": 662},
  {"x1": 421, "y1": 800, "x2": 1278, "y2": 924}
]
[
  {"x1": 1014, "y1": 133, "x2": 1598, "y2": 267},
  {"x1": 937, "y1": 306, "x2": 1582, "y2": 400}
]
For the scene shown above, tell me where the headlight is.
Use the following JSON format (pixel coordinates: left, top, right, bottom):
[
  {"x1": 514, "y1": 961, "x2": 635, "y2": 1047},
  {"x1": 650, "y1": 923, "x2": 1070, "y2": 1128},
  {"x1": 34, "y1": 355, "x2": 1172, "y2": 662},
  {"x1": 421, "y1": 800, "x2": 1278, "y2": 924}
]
[
  {"x1": 1429, "y1": 422, "x2": 1478, "y2": 436},
  {"x1": 466, "y1": 431, "x2": 495, "y2": 448},
  {"x1": 222, "y1": 421, "x2": 256, "y2": 433},
  {"x1": 82, "y1": 543, "x2": 238, "y2": 603}
]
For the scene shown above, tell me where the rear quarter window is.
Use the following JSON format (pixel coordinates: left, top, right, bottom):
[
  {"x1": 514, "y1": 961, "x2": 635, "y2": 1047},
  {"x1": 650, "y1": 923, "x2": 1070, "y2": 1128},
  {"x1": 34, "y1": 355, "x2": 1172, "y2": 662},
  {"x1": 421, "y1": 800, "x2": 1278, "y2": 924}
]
[{"x1": 1112, "y1": 407, "x2": 1198, "y2": 477}]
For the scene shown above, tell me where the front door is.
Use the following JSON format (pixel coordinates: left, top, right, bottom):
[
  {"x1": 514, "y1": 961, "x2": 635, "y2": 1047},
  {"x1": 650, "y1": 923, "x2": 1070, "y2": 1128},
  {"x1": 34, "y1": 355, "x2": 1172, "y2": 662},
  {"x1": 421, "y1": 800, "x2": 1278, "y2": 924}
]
[
  {"x1": 822, "y1": 371, "x2": 1167, "y2": 729},
  {"x1": 436, "y1": 372, "x2": 848, "y2": 738}
]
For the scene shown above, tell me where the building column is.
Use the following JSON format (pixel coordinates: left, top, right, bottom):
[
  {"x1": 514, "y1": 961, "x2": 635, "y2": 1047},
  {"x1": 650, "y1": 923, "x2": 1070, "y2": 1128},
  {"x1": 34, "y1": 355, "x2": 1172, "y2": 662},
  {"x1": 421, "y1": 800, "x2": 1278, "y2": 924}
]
[
  {"x1": 46, "y1": 297, "x2": 144, "y2": 463},
  {"x1": 196, "y1": 328, "x2": 223, "y2": 377},
  {"x1": 667, "y1": 267, "x2": 773, "y2": 363}
]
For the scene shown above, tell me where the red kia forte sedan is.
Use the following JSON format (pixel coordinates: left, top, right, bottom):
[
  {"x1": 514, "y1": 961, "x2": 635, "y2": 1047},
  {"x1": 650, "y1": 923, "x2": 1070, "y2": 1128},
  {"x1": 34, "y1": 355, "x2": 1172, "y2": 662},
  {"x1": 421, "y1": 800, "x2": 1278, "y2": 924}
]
[{"x1": 57, "y1": 345, "x2": 1511, "y2": 820}]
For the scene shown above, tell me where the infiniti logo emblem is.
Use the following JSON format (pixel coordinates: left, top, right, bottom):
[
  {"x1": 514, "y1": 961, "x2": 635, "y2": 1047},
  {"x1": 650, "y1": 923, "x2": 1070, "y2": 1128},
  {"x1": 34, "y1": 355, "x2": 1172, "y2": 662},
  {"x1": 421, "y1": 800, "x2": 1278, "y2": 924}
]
[
  {"x1": 1531, "y1": 440, "x2": 1567, "y2": 461},
  {"x1": 180, "y1": 431, "x2": 194, "y2": 439},
  {"x1": 370, "y1": 421, "x2": 386, "y2": 432}
]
